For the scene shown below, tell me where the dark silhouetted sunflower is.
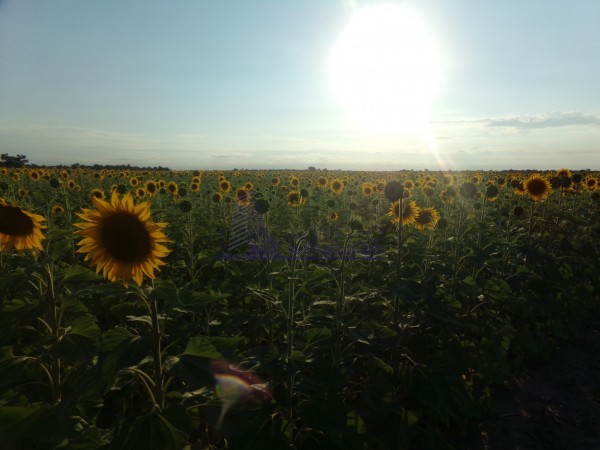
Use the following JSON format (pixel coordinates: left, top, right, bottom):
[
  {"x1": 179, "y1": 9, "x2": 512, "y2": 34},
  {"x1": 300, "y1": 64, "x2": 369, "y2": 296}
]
[
  {"x1": 413, "y1": 207, "x2": 439, "y2": 230},
  {"x1": 0, "y1": 198, "x2": 46, "y2": 253},
  {"x1": 388, "y1": 200, "x2": 420, "y2": 225},
  {"x1": 74, "y1": 192, "x2": 171, "y2": 286},
  {"x1": 524, "y1": 174, "x2": 552, "y2": 201}
]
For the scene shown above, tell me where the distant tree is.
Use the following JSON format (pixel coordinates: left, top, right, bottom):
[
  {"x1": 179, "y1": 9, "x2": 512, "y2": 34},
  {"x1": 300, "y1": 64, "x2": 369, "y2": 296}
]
[
  {"x1": 308, "y1": 166, "x2": 316, "y2": 171},
  {"x1": 0, "y1": 153, "x2": 28, "y2": 168}
]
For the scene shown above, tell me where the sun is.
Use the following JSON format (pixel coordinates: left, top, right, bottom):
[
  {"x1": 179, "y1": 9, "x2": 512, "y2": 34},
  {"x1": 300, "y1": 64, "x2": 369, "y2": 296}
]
[{"x1": 330, "y1": 3, "x2": 441, "y2": 133}]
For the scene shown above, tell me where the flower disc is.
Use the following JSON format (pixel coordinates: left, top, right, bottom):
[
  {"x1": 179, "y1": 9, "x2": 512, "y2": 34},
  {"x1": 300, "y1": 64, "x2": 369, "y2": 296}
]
[{"x1": 524, "y1": 174, "x2": 552, "y2": 201}]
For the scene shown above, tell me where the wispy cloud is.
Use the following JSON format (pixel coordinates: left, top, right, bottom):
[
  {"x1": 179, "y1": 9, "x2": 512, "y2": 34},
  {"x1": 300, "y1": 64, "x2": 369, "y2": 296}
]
[
  {"x1": 486, "y1": 112, "x2": 600, "y2": 129},
  {"x1": 439, "y1": 112, "x2": 600, "y2": 129}
]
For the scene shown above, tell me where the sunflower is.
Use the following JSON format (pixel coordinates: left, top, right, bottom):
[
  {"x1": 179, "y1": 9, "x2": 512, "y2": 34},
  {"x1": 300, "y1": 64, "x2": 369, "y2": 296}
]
[
  {"x1": 584, "y1": 177, "x2": 598, "y2": 191},
  {"x1": 212, "y1": 192, "x2": 223, "y2": 203},
  {"x1": 145, "y1": 180, "x2": 158, "y2": 196},
  {"x1": 317, "y1": 177, "x2": 328, "y2": 189},
  {"x1": 74, "y1": 192, "x2": 171, "y2": 286},
  {"x1": 388, "y1": 200, "x2": 420, "y2": 225},
  {"x1": 0, "y1": 198, "x2": 46, "y2": 253},
  {"x1": 290, "y1": 176, "x2": 299, "y2": 188},
  {"x1": 129, "y1": 177, "x2": 139, "y2": 187},
  {"x1": 190, "y1": 182, "x2": 200, "y2": 192},
  {"x1": 18, "y1": 188, "x2": 28, "y2": 198},
  {"x1": 287, "y1": 190, "x2": 303, "y2": 207},
  {"x1": 413, "y1": 207, "x2": 439, "y2": 230},
  {"x1": 51, "y1": 205, "x2": 65, "y2": 215},
  {"x1": 67, "y1": 179, "x2": 77, "y2": 190},
  {"x1": 556, "y1": 168, "x2": 572, "y2": 178},
  {"x1": 136, "y1": 187, "x2": 147, "y2": 199},
  {"x1": 271, "y1": 177, "x2": 280, "y2": 186},
  {"x1": 235, "y1": 188, "x2": 251, "y2": 206},
  {"x1": 329, "y1": 211, "x2": 339, "y2": 221},
  {"x1": 361, "y1": 183, "x2": 374, "y2": 196},
  {"x1": 524, "y1": 174, "x2": 552, "y2": 201},
  {"x1": 330, "y1": 179, "x2": 344, "y2": 194},
  {"x1": 219, "y1": 179, "x2": 231, "y2": 193},
  {"x1": 90, "y1": 188, "x2": 106, "y2": 201},
  {"x1": 167, "y1": 182, "x2": 179, "y2": 196},
  {"x1": 30, "y1": 171, "x2": 40, "y2": 182}
]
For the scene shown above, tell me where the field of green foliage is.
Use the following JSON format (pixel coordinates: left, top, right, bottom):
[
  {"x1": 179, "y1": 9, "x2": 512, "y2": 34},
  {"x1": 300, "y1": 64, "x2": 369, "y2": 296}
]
[{"x1": 1, "y1": 167, "x2": 599, "y2": 449}]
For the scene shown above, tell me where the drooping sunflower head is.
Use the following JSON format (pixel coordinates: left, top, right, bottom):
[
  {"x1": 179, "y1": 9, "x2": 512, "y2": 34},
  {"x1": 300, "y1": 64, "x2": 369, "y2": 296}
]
[
  {"x1": 0, "y1": 198, "x2": 46, "y2": 253},
  {"x1": 413, "y1": 207, "x2": 439, "y2": 230},
  {"x1": 52, "y1": 204, "x2": 65, "y2": 215},
  {"x1": 388, "y1": 200, "x2": 420, "y2": 225},
  {"x1": 524, "y1": 174, "x2": 552, "y2": 201},
  {"x1": 74, "y1": 192, "x2": 171, "y2": 287}
]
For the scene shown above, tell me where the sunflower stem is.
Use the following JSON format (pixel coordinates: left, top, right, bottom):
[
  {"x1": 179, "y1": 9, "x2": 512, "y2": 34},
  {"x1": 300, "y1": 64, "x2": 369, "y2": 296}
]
[{"x1": 148, "y1": 292, "x2": 165, "y2": 411}]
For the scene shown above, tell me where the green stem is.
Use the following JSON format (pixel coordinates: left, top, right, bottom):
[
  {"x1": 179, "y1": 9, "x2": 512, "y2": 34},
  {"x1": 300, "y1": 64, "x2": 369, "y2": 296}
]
[{"x1": 149, "y1": 295, "x2": 164, "y2": 411}]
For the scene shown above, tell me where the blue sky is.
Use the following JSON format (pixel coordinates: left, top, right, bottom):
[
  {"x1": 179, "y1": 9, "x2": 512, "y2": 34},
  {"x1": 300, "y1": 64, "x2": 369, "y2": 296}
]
[{"x1": 0, "y1": 0, "x2": 599, "y2": 170}]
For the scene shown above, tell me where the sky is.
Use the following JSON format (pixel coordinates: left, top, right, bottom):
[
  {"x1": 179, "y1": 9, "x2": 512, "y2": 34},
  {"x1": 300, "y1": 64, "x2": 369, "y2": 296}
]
[{"x1": 0, "y1": 0, "x2": 599, "y2": 171}]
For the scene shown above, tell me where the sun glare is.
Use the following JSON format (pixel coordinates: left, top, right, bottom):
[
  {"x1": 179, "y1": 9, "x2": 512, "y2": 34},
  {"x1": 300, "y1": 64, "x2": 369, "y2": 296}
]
[{"x1": 330, "y1": 4, "x2": 441, "y2": 133}]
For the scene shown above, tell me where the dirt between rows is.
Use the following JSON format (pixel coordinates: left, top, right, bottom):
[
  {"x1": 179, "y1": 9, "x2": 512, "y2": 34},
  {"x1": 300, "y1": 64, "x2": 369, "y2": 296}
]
[{"x1": 458, "y1": 311, "x2": 600, "y2": 450}]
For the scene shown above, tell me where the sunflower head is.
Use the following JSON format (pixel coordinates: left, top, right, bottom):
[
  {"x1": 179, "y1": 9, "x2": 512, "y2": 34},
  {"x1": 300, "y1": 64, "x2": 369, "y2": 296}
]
[
  {"x1": 287, "y1": 190, "x2": 303, "y2": 207},
  {"x1": 388, "y1": 200, "x2": 420, "y2": 225},
  {"x1": 235, "y1": 188, "x2": 251, "y2": 206},
  {"x1": 74, "y1": 192, "x2": 171, "y2": 287},
  {"x1": 414, "y1": 207, "x2": 440, "y2": 230},
  {"x1": 0, "y1": 198, "x2": 46, "y2": 253},
  {"x1": 330, "y1": 179, "x2": 344, "y2": 194},
  {"x1": 524, "y1": 174, "x2": 552, "y2": 201}
]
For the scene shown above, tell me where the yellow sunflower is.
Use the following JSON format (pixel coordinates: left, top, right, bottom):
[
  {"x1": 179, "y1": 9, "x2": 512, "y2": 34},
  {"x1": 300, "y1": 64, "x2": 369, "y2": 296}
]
[
  {"x1": 413, "y1": 207, "x2": 439, "y2": 230},
  {"x1": 74, "y1": 192, "x2": 171, "y2": 286},
  {"x1": 584, "y1": 177, "x2": 598, "y2": 191},
  {"x1": 330, "y1": 179, "x2": 344, "y2": 194},
  {"x1": 235, "y1": 188, "x2": 251, "y2": 206},
  {"x1": 524, "y1": 174, "x2": 552, "y2": 201},
  {"x1": 90, "y1": 188, "x2": 106, "y2": 201},
  {"x1": 167, "y1": 181, "x2": 179, "y2": 196},
  {"x1": 317, "y1": 177, "x2": 328, "y2": 189},
  {"x1": 287, "y1": 190, "x2": 303, "y2": 207},
  {"x1": 388, "y1": 200, "x2": 420, "y2": 225},
  {"x1": 361, "y1": 183, "x2": 374, "y2": 196},
  {"x1": 219, "y1": 179, "x2": 231, "y2": 193},
  {"x1": 0, "y1": 198, "x2": 46, "y2": 253}
]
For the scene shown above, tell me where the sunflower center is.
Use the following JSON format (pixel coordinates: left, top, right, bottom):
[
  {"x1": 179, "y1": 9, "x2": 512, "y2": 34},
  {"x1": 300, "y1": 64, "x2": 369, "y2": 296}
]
[
  {"x1": 0, "y1": 205, "x2": 34, "y2": 236},
  {"x1": 527, "y1": 179, "x2": 547, "y2": 196},
  {"x1": 101, "y1": 213, "x2": 151, "y2": 262}
]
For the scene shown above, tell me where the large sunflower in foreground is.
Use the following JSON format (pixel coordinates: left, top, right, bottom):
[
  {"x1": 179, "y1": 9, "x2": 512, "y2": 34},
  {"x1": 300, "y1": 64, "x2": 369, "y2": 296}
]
[
  {"x1": 388, "y1": 200, "x2": 420, "y2": 226},
  {"x1": 0, "y1": 198, "x2": 46, "y2": 253},
  {"x1": 74, "y1": 192, "x2": 171, "y2": 286},
  {"x1": 524, "y1": 174, "x2": 552, "y2": 201}
]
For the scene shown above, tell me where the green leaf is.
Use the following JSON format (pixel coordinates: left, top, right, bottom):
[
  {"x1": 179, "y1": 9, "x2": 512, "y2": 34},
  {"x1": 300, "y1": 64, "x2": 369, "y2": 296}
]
[
  {"x1": 183, "y1": 336, "x2": 222, "y2": 360},
  {"x1": 0, "y1": 405, "x2": 47, "y2": 441},
  {"x1": 112, "y1": 411, "x2": 188, "y2": 450},
  {"x1": 303, "y1": 328, "x2": 332, "y2": 351},
  {"x1": 100, "y1": 326, "x2": 134, "y2": 353},
  {"x1": 61, "y1": 264, "x2": 101, "y2": 283},
  {"x1": 70, "y1": 315, "x2": 100, "y2": 340}
]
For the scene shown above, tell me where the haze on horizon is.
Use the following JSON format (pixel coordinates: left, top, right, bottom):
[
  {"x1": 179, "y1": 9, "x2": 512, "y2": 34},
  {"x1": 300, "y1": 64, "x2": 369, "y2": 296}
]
[{"x1": 1, "y1": 0, "x2": 599, "y2": 171}]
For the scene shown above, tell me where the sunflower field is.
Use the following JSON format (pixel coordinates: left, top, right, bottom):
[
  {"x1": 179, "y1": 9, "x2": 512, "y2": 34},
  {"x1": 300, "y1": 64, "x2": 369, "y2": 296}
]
[{"x1": 1, "y1": 167, "x2": 599, "y2": 449}]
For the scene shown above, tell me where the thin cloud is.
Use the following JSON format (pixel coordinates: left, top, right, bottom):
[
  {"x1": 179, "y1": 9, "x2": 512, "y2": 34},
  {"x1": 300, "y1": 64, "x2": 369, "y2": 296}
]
[{"x1": 486, "y1": 112, "x2": 600, "y2": 129}]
